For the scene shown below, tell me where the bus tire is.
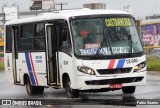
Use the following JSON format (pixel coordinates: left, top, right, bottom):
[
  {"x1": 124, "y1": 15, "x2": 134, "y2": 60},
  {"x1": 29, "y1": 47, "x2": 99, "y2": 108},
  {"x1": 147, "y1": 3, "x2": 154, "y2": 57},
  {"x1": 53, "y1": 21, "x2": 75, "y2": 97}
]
[
  {"x1": 25, "y1": 76, "x2": 35, "y2": 95},
  {"x1": 25, "y1": 76, "x2": 44, "y2": 95},
  {"x1": 65, "y1": 77, "x2": 79, "y2": 98},
  {"x1": 122, "y1": 86, "x2": 136, "y2": 94}
]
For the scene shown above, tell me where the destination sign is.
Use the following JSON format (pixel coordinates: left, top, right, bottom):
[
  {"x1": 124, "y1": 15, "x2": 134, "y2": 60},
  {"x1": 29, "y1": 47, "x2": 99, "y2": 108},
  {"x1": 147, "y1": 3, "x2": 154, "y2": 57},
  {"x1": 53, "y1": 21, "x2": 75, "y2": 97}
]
[{"x1": 105, "y1": 18, "x2": 131, "y2": 27}]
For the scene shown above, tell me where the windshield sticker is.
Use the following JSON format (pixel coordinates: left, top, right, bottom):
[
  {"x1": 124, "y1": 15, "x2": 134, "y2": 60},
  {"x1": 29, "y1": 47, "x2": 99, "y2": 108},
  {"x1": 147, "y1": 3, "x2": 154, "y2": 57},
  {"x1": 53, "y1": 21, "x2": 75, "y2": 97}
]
[
  {"x1": 85, "y1": 43, "x2": 100, "y2": 49},
  {"x1": 112, "y1": 47, "x2": 130, "y2": 53},
  {"x1": 79, "y1": 47, "x2": 130, "y2": 55},
  {"x1": 105, "y1": 18, "x2": 131, "y2": 27},
  {"x1": 79, "y1": 48, "x2": 110, "y2": 55}
]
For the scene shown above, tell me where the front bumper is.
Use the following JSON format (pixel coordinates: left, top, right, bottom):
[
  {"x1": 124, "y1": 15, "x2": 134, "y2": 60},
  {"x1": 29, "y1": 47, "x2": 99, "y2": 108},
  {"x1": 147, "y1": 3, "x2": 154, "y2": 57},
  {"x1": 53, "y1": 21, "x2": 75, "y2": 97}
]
[{"x1": 75, "y1": 71, "x2": 146, "y2": 90}]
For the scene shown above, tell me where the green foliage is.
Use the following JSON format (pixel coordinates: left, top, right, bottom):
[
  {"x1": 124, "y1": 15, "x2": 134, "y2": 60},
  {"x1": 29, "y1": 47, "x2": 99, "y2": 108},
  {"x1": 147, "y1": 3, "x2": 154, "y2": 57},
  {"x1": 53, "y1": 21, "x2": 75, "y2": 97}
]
[
  {"x1": 146, "y1": 56, "x2": 160, "y2": 71},
  {"x1": 0, "y1": 62, "x2": 4, "y2": 70}
]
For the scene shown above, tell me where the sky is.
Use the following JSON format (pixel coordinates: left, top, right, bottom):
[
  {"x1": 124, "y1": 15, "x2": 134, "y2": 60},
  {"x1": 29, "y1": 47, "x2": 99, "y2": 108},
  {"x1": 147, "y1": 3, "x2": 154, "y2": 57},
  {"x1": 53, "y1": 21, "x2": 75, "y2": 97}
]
[{"x1": 0, "y1": 0, "x2": 160, "y2": 19}]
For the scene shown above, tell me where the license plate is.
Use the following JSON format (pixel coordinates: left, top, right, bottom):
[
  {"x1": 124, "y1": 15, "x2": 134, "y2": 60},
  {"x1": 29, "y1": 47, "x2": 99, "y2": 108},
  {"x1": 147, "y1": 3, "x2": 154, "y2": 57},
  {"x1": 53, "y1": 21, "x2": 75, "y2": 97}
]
[{"x1": 110, "y1": 84, "x2": 122, "y2": 89}]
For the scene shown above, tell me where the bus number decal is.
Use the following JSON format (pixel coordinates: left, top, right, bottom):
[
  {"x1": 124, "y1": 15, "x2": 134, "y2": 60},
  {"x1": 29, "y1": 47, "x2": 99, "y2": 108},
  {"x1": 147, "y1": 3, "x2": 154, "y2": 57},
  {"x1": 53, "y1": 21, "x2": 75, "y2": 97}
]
[
  {"x1": 126, "y1": 58, "x2": 138, "y2": 64},
  {"x1": 63, "y1": 61, "x2": 68, "y2": 65}
]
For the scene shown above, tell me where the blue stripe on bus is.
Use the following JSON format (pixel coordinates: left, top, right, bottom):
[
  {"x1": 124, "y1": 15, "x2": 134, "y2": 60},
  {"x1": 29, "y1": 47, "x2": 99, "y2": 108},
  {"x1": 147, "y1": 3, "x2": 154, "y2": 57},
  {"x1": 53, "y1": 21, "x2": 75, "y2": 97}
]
[
  {"x1": 116, "y1": 59, "x2": 125, "y2": 68},
  {"x1": 25, "y1": 53, "x2": 36, "y2": 85}
]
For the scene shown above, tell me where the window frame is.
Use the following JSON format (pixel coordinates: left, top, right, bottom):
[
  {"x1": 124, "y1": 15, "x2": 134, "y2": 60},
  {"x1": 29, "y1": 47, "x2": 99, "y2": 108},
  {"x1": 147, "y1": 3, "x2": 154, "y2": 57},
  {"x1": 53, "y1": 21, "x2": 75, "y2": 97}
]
[
  {"x1": 19, "y1": 23, "x2": 35, "y2": 51},
  {"x1": 34, "y1": 22, "x2": 45, "y2": 51}
]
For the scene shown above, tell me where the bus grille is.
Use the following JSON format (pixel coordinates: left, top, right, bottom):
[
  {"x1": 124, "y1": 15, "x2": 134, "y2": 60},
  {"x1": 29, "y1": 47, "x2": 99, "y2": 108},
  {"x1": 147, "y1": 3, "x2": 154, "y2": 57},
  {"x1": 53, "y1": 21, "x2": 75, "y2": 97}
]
[{"x1": 97, "y1": 68, "x2": 132, "y2": 75}]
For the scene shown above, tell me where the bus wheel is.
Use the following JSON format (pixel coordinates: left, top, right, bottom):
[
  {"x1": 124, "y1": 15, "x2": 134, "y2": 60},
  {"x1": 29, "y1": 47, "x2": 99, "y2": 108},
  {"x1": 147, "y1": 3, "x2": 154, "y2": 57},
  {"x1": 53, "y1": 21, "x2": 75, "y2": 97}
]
[
  {"x1": 122, "y1": 86, "x2": 136, "y2": 94},
  {"x1": 25, "y1": 76, "x2": 44, "y2": 95},
  {"x1": 65, "y1": 77, "x2": 79, "y2": 98},
  {"x1": 25, "y1": 76, "x2": 35, "y2": 95}
]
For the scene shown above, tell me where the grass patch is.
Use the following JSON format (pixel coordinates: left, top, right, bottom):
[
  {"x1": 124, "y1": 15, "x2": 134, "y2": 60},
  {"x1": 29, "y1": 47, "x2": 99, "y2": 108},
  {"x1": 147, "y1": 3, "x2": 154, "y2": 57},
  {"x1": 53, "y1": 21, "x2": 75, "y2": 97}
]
[
  {"x1": 0, "y1": 62, "x2": 4, "y2": 71},
  {"x1": 146, "y1": 56, "x2": 160, "y2": 71}
]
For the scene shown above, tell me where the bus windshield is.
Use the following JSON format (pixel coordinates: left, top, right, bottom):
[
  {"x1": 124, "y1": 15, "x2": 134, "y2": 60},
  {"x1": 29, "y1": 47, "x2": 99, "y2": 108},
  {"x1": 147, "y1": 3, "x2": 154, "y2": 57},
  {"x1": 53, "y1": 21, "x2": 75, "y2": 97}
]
[{"x1": 71, "y1": 16, "x2": 143, "y2": 56}]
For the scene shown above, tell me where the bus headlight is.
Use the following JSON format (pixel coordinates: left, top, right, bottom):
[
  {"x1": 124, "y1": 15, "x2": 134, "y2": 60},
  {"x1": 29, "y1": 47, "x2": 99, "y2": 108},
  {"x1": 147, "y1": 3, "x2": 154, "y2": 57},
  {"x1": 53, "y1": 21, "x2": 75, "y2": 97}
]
[
  {"x1": 133, "y1": 62, "x2": 146, "y2": 72},
  {"x1": 77, "y1": 66, "x2": 95, "y2": 75}
]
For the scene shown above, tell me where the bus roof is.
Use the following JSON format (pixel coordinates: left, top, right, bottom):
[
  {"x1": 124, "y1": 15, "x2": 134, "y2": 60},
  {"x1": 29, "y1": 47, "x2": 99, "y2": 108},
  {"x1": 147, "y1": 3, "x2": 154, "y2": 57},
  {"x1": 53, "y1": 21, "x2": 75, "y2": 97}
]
[{"x1": 5, "y1": 9, "x2": 129, "y2": 25}]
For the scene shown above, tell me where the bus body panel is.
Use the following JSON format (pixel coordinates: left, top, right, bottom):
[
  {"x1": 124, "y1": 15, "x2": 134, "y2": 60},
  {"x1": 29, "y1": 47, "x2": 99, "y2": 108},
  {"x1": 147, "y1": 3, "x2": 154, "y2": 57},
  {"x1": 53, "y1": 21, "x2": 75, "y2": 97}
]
[
  {"x1": 70, "y1": 55, "x2": 146, "y2": 90},
  {"x1": 6, "y1": 52, "x2": 47, "y2": 86},
  {"x1": 82, "y1": 55, "x2": 146, "y2": 76},
  {"x1": 58, "y1": 52, "x2": 74, "y2": 88},
  {"x1": 17, "y1": 52, "x2": 47, "y2": 86},
  {"x1": 4, "y1": 53, "x2": 14, "y2": 83}
]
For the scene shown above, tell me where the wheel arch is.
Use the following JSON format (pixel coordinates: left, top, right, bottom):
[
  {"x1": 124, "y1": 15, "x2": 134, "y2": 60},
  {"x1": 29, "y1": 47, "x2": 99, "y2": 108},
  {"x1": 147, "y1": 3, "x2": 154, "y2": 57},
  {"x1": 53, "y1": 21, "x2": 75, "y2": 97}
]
[
  {"x1": 62, "y1": 73, "x2": 70, "y2": 88},
  {"x1": 23, "y1": 73, "x2": 29, "y2": 85}
]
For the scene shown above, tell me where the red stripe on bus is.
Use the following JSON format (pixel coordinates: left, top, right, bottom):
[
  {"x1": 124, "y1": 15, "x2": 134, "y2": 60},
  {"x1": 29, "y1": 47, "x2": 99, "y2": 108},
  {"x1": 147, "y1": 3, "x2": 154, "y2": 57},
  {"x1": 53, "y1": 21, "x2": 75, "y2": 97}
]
[
  {"x1": 108, "y1": 60, "x2": 115, "y2": 69},
  {"x1": 29, "y1": 52, "x2": 39, "y2": 85}
]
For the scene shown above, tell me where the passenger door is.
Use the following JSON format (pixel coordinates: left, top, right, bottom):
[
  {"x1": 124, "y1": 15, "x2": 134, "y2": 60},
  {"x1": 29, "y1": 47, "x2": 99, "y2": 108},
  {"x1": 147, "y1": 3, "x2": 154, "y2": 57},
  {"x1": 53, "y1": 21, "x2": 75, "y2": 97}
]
[
  {"x1": 12, "y1": 26, "x2": 20, "y2": 83},
  {"x1": 45, "y1": 24, "x2": 58, "y2": 86}
]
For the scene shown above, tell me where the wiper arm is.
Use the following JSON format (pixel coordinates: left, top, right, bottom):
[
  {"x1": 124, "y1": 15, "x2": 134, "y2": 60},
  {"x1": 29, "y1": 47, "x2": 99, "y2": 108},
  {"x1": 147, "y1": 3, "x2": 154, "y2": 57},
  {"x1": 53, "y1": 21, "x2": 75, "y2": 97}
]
[
  {"x1": 128, "y1": 34, "x2": 133, "y2": 54},
  {"x1": 95, "y1": 38, "x2": 105, "y2": 55},
  {"x1": 95, "y1": 29, "x2": 113, "y2": 55},
  {"x1": 121, "y1": 28, "x2": 133, "y2": 54}
]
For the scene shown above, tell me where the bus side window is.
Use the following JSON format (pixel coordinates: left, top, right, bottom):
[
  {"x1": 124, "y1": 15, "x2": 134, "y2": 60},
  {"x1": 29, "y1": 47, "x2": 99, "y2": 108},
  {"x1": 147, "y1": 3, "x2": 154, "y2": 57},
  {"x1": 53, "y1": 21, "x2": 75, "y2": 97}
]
[
  {"x1": 6, "y1": 26, "x2": 12, "y2": 53},
  {"x1": 60, "y1": 22, "x2": 72, "y2": 55},
  {"x1": 20, "y1": 24, "x2": 34, "y2": 51},
  {"x1": 34, "y1": 23, "x2": 45, "y2": 51}
]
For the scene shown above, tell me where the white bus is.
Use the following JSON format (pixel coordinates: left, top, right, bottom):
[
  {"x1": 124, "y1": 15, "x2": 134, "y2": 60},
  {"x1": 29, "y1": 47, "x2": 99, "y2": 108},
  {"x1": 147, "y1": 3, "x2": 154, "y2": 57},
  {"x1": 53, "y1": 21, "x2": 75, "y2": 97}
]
[{"x1": 4, "y1": 9, "x2": 146, "y2": 98}]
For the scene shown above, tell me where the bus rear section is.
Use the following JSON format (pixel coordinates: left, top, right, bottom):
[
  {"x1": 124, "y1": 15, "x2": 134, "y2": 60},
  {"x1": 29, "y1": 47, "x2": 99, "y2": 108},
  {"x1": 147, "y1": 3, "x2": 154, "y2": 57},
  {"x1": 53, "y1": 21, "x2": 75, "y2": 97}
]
[{"x1": 4, "y1": 23, "x2": 49, "y2": 95}]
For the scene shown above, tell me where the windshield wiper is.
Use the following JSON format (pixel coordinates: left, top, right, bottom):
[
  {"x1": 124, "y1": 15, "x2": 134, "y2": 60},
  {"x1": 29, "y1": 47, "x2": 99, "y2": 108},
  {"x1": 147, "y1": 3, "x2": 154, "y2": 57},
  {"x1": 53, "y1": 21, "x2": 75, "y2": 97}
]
[
  {"x1": 128, "y1": 34, "x2": 133, "y2": 54},
  {"x1": 95, "y1": 38, "x2": 105, "y2": 55},
  {"x1": 121, "y1": 28, "x2": 133, "y2": 54},
  {"x1": 95, "y1": 29, "x2": 113, "y2": 55}
]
